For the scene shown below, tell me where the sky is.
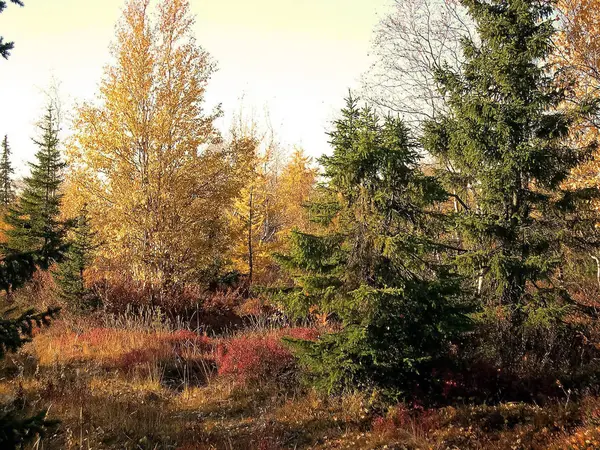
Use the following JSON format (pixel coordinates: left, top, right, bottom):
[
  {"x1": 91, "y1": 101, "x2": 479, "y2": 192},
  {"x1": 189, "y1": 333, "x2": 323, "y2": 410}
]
[{"x1": 0, "y1": 0, "x2": 390, "y2": 176}]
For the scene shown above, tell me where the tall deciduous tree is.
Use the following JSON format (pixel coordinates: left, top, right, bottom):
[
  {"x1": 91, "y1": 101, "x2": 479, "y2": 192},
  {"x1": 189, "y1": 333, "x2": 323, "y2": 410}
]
[
  {"x1": 228, "y1": 127, "x2": 317, "y2": 289},
  {"x1": 5, "y1": 105, "x2": 65, "y2": 264},
  {"x1": 423, "y1": 0, "x2": 598, "y2": 312},
  {"x1": 229, "y1": 128, "x2": 283, "y2": 289},
  {"x1": 365, "y1": 0, "x2": 474, "y2": 127},
  {"x1": 555, "y1": 0, "x2": 600, "y2": 192},
  {"x1": 555, "y1": 0, "x2": 600, "y2": 120},
  {"x1": 0, "y1": 135, "x2": 14, "y2": 207},
  {"x1": 68, "y1": 0, "x2": 246, "y2": 300},
  {"x1": 278, "y1": 96, "x2": 470, "y2": 395},
  {"x1": 554, "y1": 0, "x2": 600, "y2": 285}
]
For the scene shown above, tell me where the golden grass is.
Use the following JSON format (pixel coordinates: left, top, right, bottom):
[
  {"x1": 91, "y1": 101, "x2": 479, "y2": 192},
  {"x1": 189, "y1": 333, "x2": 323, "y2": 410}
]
[
  {"x1": 0, "y1": 319, "x2": 597, "y2": 449},
  {"x1": 30, "y1": 323, "x2": 190, "y2": 367}
]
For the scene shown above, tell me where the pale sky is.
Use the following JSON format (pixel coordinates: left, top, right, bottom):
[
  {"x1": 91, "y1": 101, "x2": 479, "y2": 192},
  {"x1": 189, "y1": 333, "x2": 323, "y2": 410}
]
[{"x1": 0, "y1": 0, "x2": 390, "y2": 175}]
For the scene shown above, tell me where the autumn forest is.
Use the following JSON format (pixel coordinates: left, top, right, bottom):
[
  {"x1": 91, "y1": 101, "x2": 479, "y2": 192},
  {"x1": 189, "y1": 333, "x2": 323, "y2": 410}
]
[{"x1": 3, "y1": 0, "x2": 600, "y2": 448}]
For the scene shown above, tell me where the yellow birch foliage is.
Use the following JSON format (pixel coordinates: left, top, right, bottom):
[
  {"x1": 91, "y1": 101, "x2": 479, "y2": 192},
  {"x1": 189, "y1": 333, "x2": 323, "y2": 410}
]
[
  {"x1": 66, "y1": 0, "x2": 246, "y2": 294},
  {"x1": 275, "y1": 148, "x2": 318, "y2": 240},
  {"x1": 556, "y1": 0, "x2": 600, "y2": 190},
  {"x1": 229, "y1": 142, "x2": 316, "y2": 286},
  {"x1": 228, "y1": 133, "x2": 279, "y2": 286}
]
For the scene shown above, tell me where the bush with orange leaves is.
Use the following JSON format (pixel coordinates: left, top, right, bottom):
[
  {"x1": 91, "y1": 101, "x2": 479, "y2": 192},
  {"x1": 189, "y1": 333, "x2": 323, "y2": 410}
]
[
  {"x1": 215, "y1": 327, "x2": 319, "y2": 384},
  {"x1": 559, "y1": 427, "x2": 600, "y2": 450}
]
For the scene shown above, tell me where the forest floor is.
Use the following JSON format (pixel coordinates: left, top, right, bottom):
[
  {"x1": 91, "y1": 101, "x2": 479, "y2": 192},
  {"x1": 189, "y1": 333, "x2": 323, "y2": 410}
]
[{"x1": 2, "y1": 307, "x2": 600, "y2": 450}]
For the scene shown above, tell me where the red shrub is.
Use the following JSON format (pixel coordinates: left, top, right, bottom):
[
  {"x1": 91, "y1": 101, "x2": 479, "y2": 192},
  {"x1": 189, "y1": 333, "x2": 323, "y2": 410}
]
[
  {"x1": 216, "y1": 335, "x2": 293, "y2": 383},
  {"x1": 215, "y1": 327, "x2": 319, "y2": 384}
]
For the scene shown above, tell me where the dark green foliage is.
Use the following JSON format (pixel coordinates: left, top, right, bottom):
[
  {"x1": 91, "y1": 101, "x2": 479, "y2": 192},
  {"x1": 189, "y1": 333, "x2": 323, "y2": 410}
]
[
  {"x1": 5, "y1": 105, "x2": 66, "y2": 264},
  {"x1": 0, "y1": 250, "x2": 39, "y2": 294},
  {"x1": 0, "y1": 135, "x2": 14, "y2": 207},
  {"x1": 0, "y1": 307, "x2": 59, "y2": 359},
  {"x1": 0, "y1": 241, "x2": 63, "y2": 449},
  {"x1": 284, "y1": 278, "x2": 470, "y2": 396},
  {"x1": 0, "y1": 408, "x2": 59, "y2": 449},
  {"x1": 0, "y1": 105, "x2": 64, "y2": 448},
  {"x1": 0, "y1": 248, "x2": 62, "y2": 449},
  {"x1": 56, "y1": 205, "x2": 98, "y2": 310},
  {"x1": 0, "y1": 0, "x2": 23, "y2": 59},
  {"x1": 0, "y1": 273, "x2": 60, "y2": 449},
  {"x1": 277, "y1": 95, "x2": 472, "y2": 396},
  {"x1": 0, "y1": 306, "x2": 59, "y2": 450},
  {"x1": 422, "y1": 0, "x2": 600, "y2": 315}
]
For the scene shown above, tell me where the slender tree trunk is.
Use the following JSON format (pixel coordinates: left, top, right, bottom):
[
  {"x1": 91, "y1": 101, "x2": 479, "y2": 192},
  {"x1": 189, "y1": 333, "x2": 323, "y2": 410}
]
[
  {"x1": 452, "y1": 189, "x2": 459, "y2": 213},
  {"x1": 591, "y1": 255, "x2": 600, "y2": 290},
  {"x1": 247, "y1": 188, "x2": 254, "y2": 293}
]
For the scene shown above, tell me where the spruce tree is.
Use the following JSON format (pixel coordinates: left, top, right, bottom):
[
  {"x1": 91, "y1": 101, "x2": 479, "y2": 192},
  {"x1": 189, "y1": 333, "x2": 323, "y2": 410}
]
[
  {"x1": 56, "y1": 205, "x2": 97, "y2": 310},
  {"x1": 0, "y1": 246, "x2": 61, "y2": 448},
  {"x1": 0, "y1": 135, "x2": 14, "y2": 207},
  {"x1": 0, "y1": 305, "x2": 59, "y2": 449},
  {"x1": 422, "y1": 0, "x2": 599, "y2": 316},
  {"x1": 277, "y1": 95, "x2": 472, "y2": 396},
  {"x1": 0, "y1": 0, "x2": 23, "y2": 59},
  {"x1": 5, "y1": 105, "x2": 66, "y2": 265}
]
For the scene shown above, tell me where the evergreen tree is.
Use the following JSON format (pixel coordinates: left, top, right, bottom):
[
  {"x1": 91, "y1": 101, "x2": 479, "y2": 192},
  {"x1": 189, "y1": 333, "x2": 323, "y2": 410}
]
[
  {"x1": 277, "y1": 95, "x2": 472, "y2": 396},
  {"x1": 0, "y1": 305, "x2": 59, "y2": 449},
  {"x1": 0, "y1": 0, "x2": 23, "y2": 59},
  {"x1": 0, "y1": 135, "x2": 14, "y2": 207},
  {"x1": 0, "y1": 241, "x2": 62, "y2": 448},
  {"x1": 56, "y1": 205, "x2": 97, "y2": 310},
  {"x1": 422, "y1": 0, "x2": 599, "y2": 316},
  {"x1": 5, "y1": 105, "x2": 66, "y2": 265},
  {"x1": 0, "y1": 238, "x2": 62, "y2": 448}
]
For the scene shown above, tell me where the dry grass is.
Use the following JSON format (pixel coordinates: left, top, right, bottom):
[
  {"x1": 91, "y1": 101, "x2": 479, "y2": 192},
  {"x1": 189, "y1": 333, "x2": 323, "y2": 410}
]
[{"x1": 1, "y1": 308, "x2": 600, "y2": 449}]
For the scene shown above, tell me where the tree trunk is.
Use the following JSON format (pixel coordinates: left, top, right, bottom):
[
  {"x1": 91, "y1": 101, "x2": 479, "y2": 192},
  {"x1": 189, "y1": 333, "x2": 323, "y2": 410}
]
[
  {"x1": 591, "y1": 255, "x2": 600, "y2": 290},
  {"x1": 247, "y1": 188, "x2": 254, "y2": 293}
]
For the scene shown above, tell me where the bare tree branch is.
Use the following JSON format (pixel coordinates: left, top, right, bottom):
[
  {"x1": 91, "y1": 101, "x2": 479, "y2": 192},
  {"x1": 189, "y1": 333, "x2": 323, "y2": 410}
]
[{"x1": 363, "y1": 0, "x2": 475, "y2": 129}]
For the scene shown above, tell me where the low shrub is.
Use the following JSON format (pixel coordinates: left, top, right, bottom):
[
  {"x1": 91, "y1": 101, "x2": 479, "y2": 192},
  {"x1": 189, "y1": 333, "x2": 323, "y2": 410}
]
[
  {"x1": 215, "y1": 327, "x2": 319, "y2": 384},
  {"x1": 90, "y1": 276, "x2": 206, "y2": 316}
]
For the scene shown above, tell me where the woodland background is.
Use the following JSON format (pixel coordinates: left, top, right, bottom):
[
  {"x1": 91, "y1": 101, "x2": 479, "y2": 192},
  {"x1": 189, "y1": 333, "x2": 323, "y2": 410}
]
[{"x1": 3, "y1": 0, "x2": 600, "y2": 448}]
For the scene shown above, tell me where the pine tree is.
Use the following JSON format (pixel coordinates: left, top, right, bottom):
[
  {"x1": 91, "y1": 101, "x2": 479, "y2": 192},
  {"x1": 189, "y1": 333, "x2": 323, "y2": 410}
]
[
  {"x1": 0, "y1": 135, "x2": 14, "y2": 207},
  {"x1": 56, "y1": 205, "x2": 97, "y2": 310},
  {"x1": 5, "y1": 105, "x2": 66, "y2": 265},
  {"x1": 0, "y1": 305, "x2": 59, "y2": 448},
  {"x1": 0, "y1": 209, "x2": 63, "y2": 448},
  {"x1": 0, "y1": 245, "x2": 61, "y2": 448},
  {"x1": 0, "y1": 0, "x2": 23, "y2": 59},
  {"x1": 422, "y1": 0, "x2": 599, "y2": 315},
  {"x1": 277, "y1": 95, "x2": 472, "y2": 396}
]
